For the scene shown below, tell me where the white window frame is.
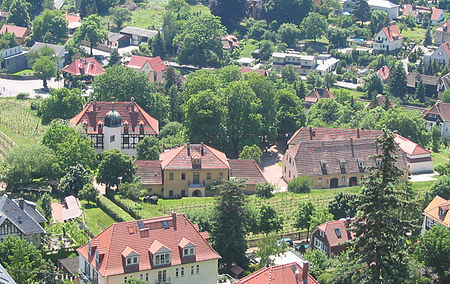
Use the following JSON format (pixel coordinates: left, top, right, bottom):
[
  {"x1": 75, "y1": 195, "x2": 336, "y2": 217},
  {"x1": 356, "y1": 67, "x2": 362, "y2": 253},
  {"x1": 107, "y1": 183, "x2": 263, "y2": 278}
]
[
  {"x1": 183, "y1": 246, "x2": 196, "y2": 257},
  {"x1": 154, "y1": 252, "x2": 171, "y2": 265},
  {"x1": 126, "y1": 255, "x2": 139, "y2": 266}
]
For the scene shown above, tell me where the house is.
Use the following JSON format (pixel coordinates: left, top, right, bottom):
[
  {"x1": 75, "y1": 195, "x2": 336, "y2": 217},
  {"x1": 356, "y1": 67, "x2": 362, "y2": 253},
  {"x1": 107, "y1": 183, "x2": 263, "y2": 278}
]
[
  {"x1": 0, "y1": 195, "x2": 46, "y2": 247},
  {"x1": 305, "y1": 88, "x2": 335, "y2": 106},
  {"x1": 222, "y1": 35, "x2": 240, "y2": 51},
  {"x1": 367, "y1": 0, "x2": 399, "y2": 19},
  {"x1": 105, "y1": 32, "x2": 130, "y2": 49},
  {"x1": 135, "y1": 144, "x2": 267, "y2": 198},
  {"x1": 310, "y1": 218, "x2": 354, "y2": 256},
  {"x1": 440, "y1": 72, "x2": 450, "y2": 92},
  {"x1": 283, "y1": 127, "x2": 413, "y2": 188},
  {"x1": 402, "y1": 5, "x2": 445, "y2": 26},
  {"x1": 236, "y1": 261, "x2": 318, "y2": 284},
  {"x1": 423, "y1": 101, "x2": 450, "y2": 138},
  {"x1": 66, "y1": 14, "x2": 81, "y2": 33},
  {"x1": 272, "y1": 51, "x2": 316, "y2": 75},
  {"x1": 51, "y1": 196, "x2": 83, "y2": 223},
  {"x1": 434, "y1": 19, "x2": 450, "y2": 45},
  {"x1": 0, "y1": 263, "x2": 15, "y2": 284},
  {"x1": 406, "y1": 73, "x2": 440, "y2": 97},
  {"x1": 62, "y1": 57, "x2": 105, "y2": 78},
  {"x1": 0, "y1": 45, "x2": 27, "y2": 73},
  {"x1": 77, "y1": 213, "x2": 221, "y2": 284},
  {"x1": 367, "y1": 94, "x2": 396, "y2": 109},
  {"x1": 373, "y1": 25, "x2": 403, "y2": 54},
  {"x1": 376, "y1": 65, "x2": 390, "y2": 80},
  {"x1": 0, "y1": 24, "x2": 30, "y2": 44},
  {"x1": 393, "y1": 134, "x2": 433, "y2": 174},
  {"x1": 424, "y1": 41, "x2": 450, "y2": 65},
  {"x1": 120, "y1": 26, "x2": 157, "y2": 45},
  {"x1": 29, "y1": 42, "x2": 67, "y2": 69},
  {"x1": 316, "y1": 56, "x2": 340, "y2": 76},
  {"x1": 239, "y1": 66, "x2": 268, "y2": 76},
  {"x1": 127, "y1": 55, "x2": 166, "y2": 83},
  {"x1": 54, "y1": 0, "x2": 64, "y2": 9},
  {"x1": 421, "y1": 195, "x2": 450, "y2": 234},
  {"x1": 70, "y1": 99, "x2": 159, "y2": 155},
  {"x1": 57, "y1": 257, "x2": 79, "y2": 282}
]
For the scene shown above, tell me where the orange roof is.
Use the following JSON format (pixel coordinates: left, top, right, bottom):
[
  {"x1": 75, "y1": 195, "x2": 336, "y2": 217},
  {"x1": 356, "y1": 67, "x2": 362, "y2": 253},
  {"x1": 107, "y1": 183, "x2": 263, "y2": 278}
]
[
  {"x1": 376, "y1": 65, "x2": 389, "y2": 80},
  {"x1": 424, "y1": 195, "x2": 450, "y2": 228},
  {"x1": 128, "y1": 55, "x2": 166, "y2": 72},
  {"x1": 178, "y1": 237, "x2": 195, "y2": 248},
  {"x1": 63, "y1": 57, "x2": 105, "y2": 77},
  {"x1": 148, "y1": 239, "x2": 170, "y2": 254},
  {"x1": 77, "y1": 214, "x2": 221, "y2": 277},
  {"x1": 381, "y1": 25, "x2": 402, "y2": 42},
  {"x1": 394, "y1": 134, "x2": 430, "y2": 156},
  {"x1": 159, "y1": 144, "x2": 230, "y2": 170},
  {"x1": 229, "y1": 159, "x2": 267, "y2": 185},
  {"x1": 121, "y1": 246, "x2": 138, "y2": 257},
  {"x1": 236, "y1": 262, "x2": 319, "y2": 284},
  {"x1": 0, "y1": 24, "x2": 29, "y2": 38}
]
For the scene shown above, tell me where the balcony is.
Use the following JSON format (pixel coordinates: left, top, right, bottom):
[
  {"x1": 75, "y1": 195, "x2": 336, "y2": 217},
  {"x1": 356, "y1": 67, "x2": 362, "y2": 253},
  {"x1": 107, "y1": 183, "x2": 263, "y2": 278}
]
[
  {"x1": 188, "y1": 183, "x2": 205, "y2": 197},
  {"x1": 154, "y1": 277, "x2": 171, "y2": 284}
]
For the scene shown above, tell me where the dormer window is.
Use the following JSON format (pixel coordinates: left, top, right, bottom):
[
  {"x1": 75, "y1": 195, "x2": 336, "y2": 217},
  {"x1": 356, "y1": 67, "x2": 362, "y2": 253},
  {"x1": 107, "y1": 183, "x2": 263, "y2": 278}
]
[
  {"x1": 339, "y1": 160, "x2": 346, "y2": 174},
  {"x1": 335, "y1": 228, "x2": 342, "y2": 238},
  {"x1": 179, "y1": 237, "x2": 196, "y2": 258},
  {"x1": 183, "y1": 247, "x2": 195, "y2": 257},
  {"x1": 320, "y1": 161, "x2": 327, "y2": 175},
  {"x1": 122, "y1": 246, "x2": 139, "y2": 267},
  {"x1": 149, "y1": 240, "x2": 172, "y2": 266},
  {"x1": 154, "y1": 253, "x2": 171, "y2": 265},
  {"x1": 126, "y1": 255, "x2": 139, "y2": 266}
]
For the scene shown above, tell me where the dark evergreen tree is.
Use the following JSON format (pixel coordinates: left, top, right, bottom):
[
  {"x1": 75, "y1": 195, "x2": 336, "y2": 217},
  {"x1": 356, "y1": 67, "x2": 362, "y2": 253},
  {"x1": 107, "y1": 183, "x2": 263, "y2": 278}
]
[
  {"x1": 151, "y1": 30, "x2": 166, "y2": 59},
  {"x1": 79, "y1": 0, "x2": 98, "y2": 18},
  {"x1": 210, "y1": 0, "x2": 246, "y2": 30},
  {"x1": 415, "y1": 78, "x2": 425, "y2": 102},
  {"x1": 348, "y1": 129, "x2": 411, "y2": 283},
  {"x1": 353, "y1": 0, "x2": 371, "y2": 25},
  {"x1": 424, "y1": 26, "x2": 432, "y2": 46},
  {"x1": 108, "y1": 49, "x2": 121, "y2": 66},
  {"x1": 389, "y1": 61, "x2": 407, "y2": 98},
  {"x1": 328, "y1": 192, "x2": 358, "y2": 219},
  {"x1": 294, "y1": 79, "x2": 307, "y2": 99},
  {"x1": 211, "y1": 179, "x2": 248, "y2": 269},
  {"x1": 167, "y1": 85, "x2": 183, "y2": 122}
]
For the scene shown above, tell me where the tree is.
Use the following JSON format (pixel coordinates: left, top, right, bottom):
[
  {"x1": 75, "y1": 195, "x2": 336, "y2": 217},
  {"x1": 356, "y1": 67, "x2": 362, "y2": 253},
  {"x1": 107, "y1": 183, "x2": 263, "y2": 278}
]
[
  {"x1": 162, "y1": 11, "x2": 180, "y2": 54},
  {"x1": 6, "y1": 0, "x2": 30, "y2": 27},
  {"x1": 300, "y1": 12, "x2": 327, "y2": 41},
  {"x1": 364, "y1": 73, "x2": 384, "y2": 98},
  {"x1": 415, "y1": 78, "x2": 425, "y2": 102},
  {"x1": 263, "y1": 0, "x2": 313, "y2": 25},
  {"x1": 294, "y1": 79, "x2": 307, "y2": 99},
  {"x1": 78, "y1": 0, "x2": 98, "y2": 18},
  {"x1": 37, "y1": 193, "x2": 52, "y2": 220},
  {"x1": 389, "y1": 61, "x2": 407, "y2": 98},
  {"x1": 40, "y1": 88, "x2": 84, "y2": 124},
  {"x1": 74, "y1": 14, "x2": 107, "y2": 56},
  {"x1": 255, "y1": 233, "x2": 288, "y2": 268},
  {"x1": 59, "y1": 163, "x2": 91, "y2": 196},
  {"x1": 258, "y1": 40, "x2": 274, "y2": 61},
  {"x1": 210, "y1": 0, "x2": 246, "y2": 30},
  {"x1": 278, "y1": 23, "x2": 301, "y2": 46},
  {"x1": 167, "y1": 85, "x2": 183, "y2": 122},
  {"x1": 414, "y1": 226, "x2": 450, "y2": 283},
  {"x1": 238, "y1": 144, "x2": 263, "y2": 163},
  {"x1": 258, "y1": 204, "x2": 283, "y2": 234},
  {"x1": 327, "y1": 27, "x2": 349, "y2": 48},
  {"x1": 369, "y1": 10, "x2": 390, "y2": 35},
  {"x1": 424, "y1": 26, "x2": 432, "y2": 46},
  {"x1": 328, "y1": 192, "x2": 358, "y2": 219},
  {"x1": 108, "y1": 48, "x2": 121, "y2": 66},
  {"x1": 256, "y1": 182, "x2": 276, "y2": 198},
  {"x1": 288, "y1": 176, "x2": 312, "y2": 193},
  {"x1": 109, "y1": 7, "x2": 131, "y2": 30},
  {"x1": 174, "y1": 14, "x2": 226, "y2": 67},
  {"x1": 281, "y1": 65, "x2": 298, "y2": 84},
  {"x1": 79, "y1": 183, "x2": 98, "y2": 204},
  {"x1": 0, "y1": 145, "x2": 56, "y2": 190},
  {"x1": 294, "y1": 201, "x2": 315, "y2": 240},
  {"x1": 323, "y1": 73, "x2": 336, "y2": 89},
  {"x1": 160, "y1": 121, "x2": 187, "y2": 148},
  {"x1": 310, "y1": 207, "x2": 333, "y2": 229},
  {"x1": 136, "y1": 136, "x2": 161, "y2": 160},
  {"x1": 211, "y1": 179, "x2": 248, "y2": 268},
  {"x1": 32, "y1": 9, "x2": 68, "y2": 44},
  {"x1": 118, "y1": 179, "x2": 143, "y2": 201},
  {"x1": 97, "y1": 149, "x2": 136, "y2": 191},
  {"x1": 431, "y1": 124, "x2": 441, "y2": 153},
  {"x1": 33, "y1": 56, "x2": 57, "y2": 88},
  {"x1": 353, "y1": 0, "x2": 371, "y2": 24},
  {"x1": 151, "y1": 30, "x2": 166, "y2": 59},
  {"x1": 429, "y1": 176, "x2": 450, "y2": 200},
  {"x1": 307, "y1": 98, "x2": 343, "y2": 126},
  {"x1": 124, "y1": 279, "x2": 147, "y2": 284},
  {"x1": 441, "y1": 89, "x2": 450, "y2": 103},
  {"x1": 275, "y1": 88, "x2": 306, "y2": 136},
  {"x1": 349, "y1": 129, "x2": 411, "y2": 283}
]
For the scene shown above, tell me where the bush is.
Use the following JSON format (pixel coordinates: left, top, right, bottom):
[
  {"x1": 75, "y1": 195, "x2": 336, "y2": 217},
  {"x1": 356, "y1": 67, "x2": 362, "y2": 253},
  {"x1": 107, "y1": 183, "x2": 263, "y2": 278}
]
[
  {"x1": 118, "y1": 180, "x2": 143, "y2": 201},
  {"x1": 111, "y1": 195, "x2": 143, "y2": 219},
  {"x1": 256, "y1": 182, "x2": 277, "y2": 198},
  {"x1": 16, "y1": 93, "x2": 29, "y2": 100},
  {"x1": 96, "y1": 195, "x2": 134, "y2": 222},
  {"x1": 287, "y1": 176, "x2": 312, "y2": 193}
]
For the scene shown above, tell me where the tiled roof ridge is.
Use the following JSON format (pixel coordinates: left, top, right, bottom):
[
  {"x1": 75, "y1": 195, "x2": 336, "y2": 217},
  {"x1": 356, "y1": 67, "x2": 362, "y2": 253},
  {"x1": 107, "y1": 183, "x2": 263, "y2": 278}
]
[
  {"x1": 161, "y1": 145, "x2": 186, "y2": 169},
  {"x1": 204, "y1": 144, "x2": 230, "y2": 168}
]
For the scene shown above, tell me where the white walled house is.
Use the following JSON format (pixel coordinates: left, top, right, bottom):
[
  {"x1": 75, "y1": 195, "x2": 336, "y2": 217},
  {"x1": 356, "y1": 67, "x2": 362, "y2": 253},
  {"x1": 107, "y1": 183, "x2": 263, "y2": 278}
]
[
  {"x1": 373, "y1": 25, "x2": 403, "y2": 54},
  {"x1": 127, "y1": 55, "x2": 167, "y2": 83},
  {"x1": 272, "y1": 51, "x2": 316, "y2": 75},
  {"x1": 367, "y1": 0, "x2": 399, "y2": 19},
  {"x1": 393, "y1": 134, "x2": 433, "y2": 174},
  {"x1": 421, "y1": 195, "x2": 450, "y2": 234},
  {"x1": 423, "y1": 101, "x2": 450, "y2": 138},
  {"x1": 424, "y1": 41, "x2": 450, "y2": 65},
  {"x1": 434, "y1": 19, "x2": 450, "y2": 45}
]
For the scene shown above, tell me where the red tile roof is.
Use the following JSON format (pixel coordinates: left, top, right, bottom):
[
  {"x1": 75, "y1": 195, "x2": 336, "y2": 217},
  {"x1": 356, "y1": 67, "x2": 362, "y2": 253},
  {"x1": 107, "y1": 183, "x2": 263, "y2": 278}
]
[
  {"x1": 431, "y1": 7, "x2": 444, "y2": 21},
  {"x1": 381, "y1": 25, "x2": 402, "y2": 42},
  {"x1": 402, "y1": 5, "x2": 442, "y2": 21},
  {"x1": 316, "y1": 218, "x2": 355, "y2": 248},
  {"x1": 394, "y1": 134, "x2": 430, "y2": 156},
  {"x1": 424, "y1": 195, "x2": 450, "y2": 228},
  {"x1": 436, "y1": 19, "x2": 450, "y2": 32},
  {"x1": 239, "y1": 67, "x2": 267, "y2": 76},
  {"x1": 134, "y1": 160, "x2": 162, "y2": 185},
  {"x1": 376, "y1": 65, "x2": 390, "y2": 80},
  {"x1": 77, "y1": 213, "x2": 221, "y2": 277},
  {"x1": 160, "y1": 144, "x2": 230, "y2": 170},
  {"x1": 62, "y1": 57, "x2": 105, "y2": 77},
  {"x1": 222, "y1": 35, "x2": 239, "y2": 50},
  {"x1": 440, "y1": 41, "x2": 450, "y2": 58},
  {"x1": 288, "y1": 127, "x2": 382, "y2": 146},
  {"x1": 228, "y1": 159, "x2": 267, "y2": 185},
  {"x1": 128, "y1": 55, "x2": 166, "y2": 72},
  {"x1": 65, "y1": 14, "x2": 81, "y2": 24},
  {"x1": 423, "y1": 101, "x2": 450, "y2": 122},
  {"x1": 305, "y1": 88, "x2": 335, "y2": 103},
  {"x1": 70, "y1": 100, "x2": 159, "y2": 135},
  {"x1": 0, "y1": 24, "x2": 29, "y2": 38},
  {"x1": 236, "y1": 262, "x2": 318, "y2": 284}
]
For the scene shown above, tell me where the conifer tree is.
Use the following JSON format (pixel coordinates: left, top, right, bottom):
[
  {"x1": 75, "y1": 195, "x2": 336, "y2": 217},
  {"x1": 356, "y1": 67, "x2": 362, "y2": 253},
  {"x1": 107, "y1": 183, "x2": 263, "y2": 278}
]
[
  {"x1": 424, "y1": 26, "x2": 432, "y2": 46},
  {"x1": 349, "y1": 129, "x2": 411, "y2": 283},
  {"x1": 415, "y1": 78, "x2": 425, "y2": 102},
  {"x1": 151, "y1": 30, "x2": 166, "y2": 59},
  {"x1": 389, "y1": 61, "x2": 407, "y2": 98}
]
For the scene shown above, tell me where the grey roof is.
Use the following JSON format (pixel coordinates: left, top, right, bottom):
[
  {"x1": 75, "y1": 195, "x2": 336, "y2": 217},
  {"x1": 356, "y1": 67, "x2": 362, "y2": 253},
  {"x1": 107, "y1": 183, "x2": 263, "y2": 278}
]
[
  {"x1": 30, "y1": 42, "x2": 65, "y2": 57},
  {"x1": 54, "y1": 0, "x2": 64, "y2": 9},
  {"x1": 57, "y1": 257, "x2": 79, "y2": 275},
  {"x1": 0, "y1": 195, "x2": 46, "y2": 236},
  {"x1": 108, "y1": 32, "x2": 129, "y2": 42},
  {"x1": 120, "y1": 26, "x2": 158, "y2": 38},
  {"x1": 13, "y1": 199, "x2": 46, "y2": 224},
  {"x1": 0, "y1": 263, "x2": 16, "y2": 284}
]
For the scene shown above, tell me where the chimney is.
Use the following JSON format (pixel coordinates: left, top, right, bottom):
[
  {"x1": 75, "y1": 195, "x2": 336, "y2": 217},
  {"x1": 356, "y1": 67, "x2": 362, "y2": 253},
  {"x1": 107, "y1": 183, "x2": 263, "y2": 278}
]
[
  {"x1": 201, "y1": 142, "x2": 204, "y2": 156},
  {"x1": 92, "y1": 96, "x2": 97, "y2": 111},
  {"x1": 407, "y1": 135, "x2": 412, "y2": 140},
  {"x1": 357, "y1": 128, "x2": 360, "y2": 138},
  {"x1": 171, "y1": 211, "x2": 177, "y2": 230},
  {"x1": 17, "y1": 198, "x2": 24, "y2": 210},
  {"x1": 350, "y1": 138, "x2": 354, "y2": 157},
  {"x1": 187, "y1": 143, "x2": 190, "y2": 156},
  {"x1": 302, "y1": 261, "x2": 309, "y2": 284}
]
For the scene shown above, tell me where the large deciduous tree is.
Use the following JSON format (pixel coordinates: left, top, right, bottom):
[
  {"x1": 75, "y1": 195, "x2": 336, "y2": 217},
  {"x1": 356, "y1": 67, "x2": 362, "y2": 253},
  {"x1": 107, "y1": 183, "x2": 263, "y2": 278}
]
[
  {"x1": 300, "y1": 12, "x2": 327, "y2": 41},
  {"x1": 32, "y1": 9, "x2": 68, "y2": 44},
  {"x1": 97, "y1": 149, "x2": 136, "y2": 191},
  {"x1": 109, "y1": 6, "x2": 132, "y2": 30},
  {"x1": 278, "y1": 23, "x2": 301, "y2": 46},
  {"x1": 263, "y1": 0, "x2": 313, "y2": 25},
  {"x1": 33, "y1": 56, "x2": 57, "y2": 88},
  {"x1": 59, "y1": 163, "x2": 92, "y2": 196},
  {"x1": 136, "y1": 136, "x2": 161, "y2": 161},
  {"x1": 74, "y1": 14, "x2": 107, "y2": 56},
  {"x1": 238, "y1": 144, "x2": 263, "y2": 163},
  {"x1": 210, "y1": 0, "x2": 246, "y2": 30},
  {"x1": 294, "y1": 201, "x2": 314, "y2": 241},
  {"x1": 40, "y1": 88, "x2": 84, "y2": 124},
  {"x1": 275, "y1": 88, "x2": 305, "y2": 136},
  {"x1": 6, "y1": 0, "x2": 31, "y2": 27}
]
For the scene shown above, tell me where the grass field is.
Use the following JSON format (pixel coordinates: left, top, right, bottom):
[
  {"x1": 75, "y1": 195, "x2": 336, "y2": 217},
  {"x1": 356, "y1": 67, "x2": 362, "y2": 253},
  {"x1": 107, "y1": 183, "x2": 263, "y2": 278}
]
[
  {"x1": 330, "y1": 87, "x2": 364, "y2": 98},
  {"x1": 431, "y1": 147, "x2": 450, "y2": 168},
  {"x1": 12, "y1": 69, "x2": 35, "y2": 76},
  {"x1": 81, "y1": 201, "x2": 115, "y2": 235},
  {"x1": 402, "y1": 28, "x2": 427, "y2": 44},
  {"x1": 240, "y1": 39, "x2": 258, "y2": 58}
]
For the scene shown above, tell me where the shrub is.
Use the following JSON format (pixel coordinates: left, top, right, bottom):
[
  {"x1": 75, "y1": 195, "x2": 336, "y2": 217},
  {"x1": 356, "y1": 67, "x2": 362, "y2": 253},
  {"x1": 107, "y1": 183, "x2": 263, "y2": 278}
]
[
  {"x1": 287, "y1": 176, "x2": 312, "y2": 193},
  {"x1": 256, "y1": 182, "x2": 277, "y2": 198},
  {"x1": 111, "y1": 195, "x2": 143, "y2": 219},
  {"x1": 118, "y1": 180, "x2": 143, "y2": 201},
  {"x1": 16, "y1": 93, "x2": 29, "y2": 100},
  {"x1": 96, "y1": 195, "x2": 133, "y2": 222}
]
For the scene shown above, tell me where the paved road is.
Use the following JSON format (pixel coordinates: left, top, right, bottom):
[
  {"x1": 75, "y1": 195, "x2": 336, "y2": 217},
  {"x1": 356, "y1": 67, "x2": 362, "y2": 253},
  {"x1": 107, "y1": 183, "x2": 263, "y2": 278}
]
[
  {"x1": 0, "y1": 78, "x2": 62, "y2": 98},
  {"x1": 260, "y1": 144, "x2": 288, "y2": 192}
]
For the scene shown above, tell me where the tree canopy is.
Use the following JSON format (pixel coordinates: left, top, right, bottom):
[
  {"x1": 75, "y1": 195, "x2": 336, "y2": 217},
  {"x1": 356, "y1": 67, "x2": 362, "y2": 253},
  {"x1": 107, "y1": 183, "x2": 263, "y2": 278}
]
[
  {"x1": 74, "y1": 14, "x2": 107, "y2": 56},
  {"x1": 97, "y1": 149, "x2": 136, "y2": 190},
  {"x1": 40, "y1": 88, "x2": 84, "y2": 124},
  {"x1": 32, "y1": 9, "x2": 68, "y2": 44}
]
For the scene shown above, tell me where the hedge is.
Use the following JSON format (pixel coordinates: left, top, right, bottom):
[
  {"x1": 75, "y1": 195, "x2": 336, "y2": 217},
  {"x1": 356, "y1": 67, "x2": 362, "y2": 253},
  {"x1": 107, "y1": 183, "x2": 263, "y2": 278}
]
[
  {"x1": 110, "y1": 195, "x2": 143, "y2": 220},
  {"x1": 96, "y1": 195, "x2": 134, "y2": 222}
]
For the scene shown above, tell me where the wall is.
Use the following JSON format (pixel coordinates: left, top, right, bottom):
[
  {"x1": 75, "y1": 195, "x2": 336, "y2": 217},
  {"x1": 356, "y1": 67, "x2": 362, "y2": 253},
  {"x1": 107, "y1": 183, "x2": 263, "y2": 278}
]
[{"x1": 103, "y1": 126, "x2": 122, "y2": 151}]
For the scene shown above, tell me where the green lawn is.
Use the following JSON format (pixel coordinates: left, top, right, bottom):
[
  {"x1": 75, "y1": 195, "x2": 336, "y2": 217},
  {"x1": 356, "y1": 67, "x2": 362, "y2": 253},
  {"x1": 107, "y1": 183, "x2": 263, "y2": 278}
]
[
  {"x1": 12, "y1": 69, "x2": 35, "y2": 76},
  {"x1": 330, "y1": 87, "x2": 364, "y2": 98},
  {"x1": 402, "y1": 28, "x2": 427, "y2": 44},
  {"x1": 240, "y1": 39, "x2": 258, "y2": 58},
  {"x1": 81, "y1": 200, "x2": 115, "y2": 235},
  {"x1": 431, "y1": 147, "x2": 450, "y2": 168}
]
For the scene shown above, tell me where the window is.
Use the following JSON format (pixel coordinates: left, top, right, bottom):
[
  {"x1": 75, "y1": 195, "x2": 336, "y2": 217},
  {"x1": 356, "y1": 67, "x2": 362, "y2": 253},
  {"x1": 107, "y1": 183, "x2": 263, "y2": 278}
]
[
  {"x1": 181, "y1": 267, "x2": 184, "y2": 277},
  {"x1": 426, "y1": 217, "x2": 435, "y2": 230},
  {"x1": 183, "y1": 247, "x2": 196, "y2": 257},
  {"x1": 314, "y1": 238, "x2": 326, "y2": 253},
  {"x1": 169, "y1": 173, "x2": 174, "y2": 180},
  {"x1": 154, "y1": 253, "x2": 170, "y2": 265},
  {"x1": 124, "y1": 277, "x2": 127, "y2": 282},
  {"x1": 207, "y1": 173, "x2": 211, "y2": 180},
  {"x1": 320, "y1": 161, "x2": 327, "y2": 175},
  {"x1": 181, "y1": 173, "x2": 186, "y2": 180},
  {"x1": 181, "y1": 190, "x2": 186, "y2": 197},
  {"x1": 335, "y1": 228, "x2": 342, "y2": 238},
  {"x1": 319, "y1": 230, "x2": 325, "y2": 238},
  {"x1": 169, "y1": 190, "x2": 173, "y2": 197},
  {"x1": 139, "y1": 124, "x2": 144, "y2": 135},
  {"x1": 191, "y1": 265, "x2": 194, "y2": 275},
  {"x1": 126, "y1": 256, "x2": 139, "y2": 266},
  {"x1": 157, "y1": 270, "x2": 166, "y2": 282},
  {"x1": 341, "y1": 176, "x2": 346, "y2": 183},
  {"x1": 140, "y1": 274, "x2": 143, "y2": 280},
  {"x1": 145, "y1": 273, "x2": 148, "y2": 281},
  {"x1": 110, "y1": 135, "x2": 115, "y2": 143},
  {"x1": 219, "y1": 172, "x2": 223, "y2": 178},
  {"x1": 176, "y1": 268, "x2": 179, "y2": 278},
  {"x1": 196, "y1": 264, "x2": 200, "y2": 274}
]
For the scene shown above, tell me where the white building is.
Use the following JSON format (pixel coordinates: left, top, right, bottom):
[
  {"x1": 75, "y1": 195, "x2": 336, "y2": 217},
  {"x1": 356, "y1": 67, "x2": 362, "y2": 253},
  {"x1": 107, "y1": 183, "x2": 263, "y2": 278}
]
[
  {"x1": 423, "y1": 101, "x2": 450, "y2": 138},
  {"x1": 272, "y1": 51, "x2": 316, "y2": 75},
  {"x1": 316, "y1": 57, "x2": 340, "y2": 76},
  {"x1": 424, "y1": 41, "x2": 450, "y2": 65},
  {"x1": 393, "y1": 134, "x2": 433, "y2": 174},
  {"x1": 341, "y1": 0, "x2": 399, "y2": 19},
  {"x1": 373, "y1": 25, "x2": 403, "y2": 54}
]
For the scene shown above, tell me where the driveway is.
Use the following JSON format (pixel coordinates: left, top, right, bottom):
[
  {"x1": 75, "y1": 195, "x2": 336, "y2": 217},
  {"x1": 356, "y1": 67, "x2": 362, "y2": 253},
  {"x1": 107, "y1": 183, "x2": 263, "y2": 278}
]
[
  {"x1": 0, "y1": 78, "x2": 61, "y2": 98},
  {"x1": 409, "y1": 172, "x2": 438, "y2": 182},
  {"x1": 260, "y1": 144, "x2": 288, "y2": 192}
]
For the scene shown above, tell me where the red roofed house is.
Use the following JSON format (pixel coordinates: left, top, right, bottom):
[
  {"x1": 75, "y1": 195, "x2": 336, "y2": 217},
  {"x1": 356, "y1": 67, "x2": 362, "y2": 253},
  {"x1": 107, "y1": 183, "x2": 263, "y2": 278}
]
[
  {"x1": 221, "y1": 35, "x2": 239, "y2": 51},
  {"x1": 65, "y1": 14, "x2": 81, "y2": 33},
  {"x1": 239, "y1": 66, "x2": 268, "y2": 76},
  {"x1": 51, "y1": 196, "x2": 83, "y2": 223},
  {"x1": 425, "y1": 41, "x2": 450, "y2": 65},
  {"x1": 63, "y1": 57, "x2": 105, "y2": 80},
  {"x1": 376, "y1": 65, "x2": 389, "y2": 80},
  {"x1": 135, "y1": 143, "x2": 267, "y2": 198},
  {"x1": 402, "y1": 4, "x2": 445, "y2": 26},
  {"x1": 311, "y1": 218, "x2": 355, "y2": 256},
  {"x1": 236, "y1": 261, "x2": 318, "y2": 284},
  {"x1": 423, "y1": 101, "x2": 450, "y2": 138},
  {"x1": 77, "y1": 213, "x2": 221, "y2": 284},
  {"x1": 304, "y1": 87, "x2": 335, "y2": 106},
  {"x1": 434, "y1": 19, "x2": 450, "y2": 45},
  {"x1": 393, "y1": 134, "x2": 433, "y2": 174},
  {"x1": 70, "y1": 99, "x2": 159, "y2": 156},
  {"x1": 421, "y1": 195, "x2": 450, "y2": 234},
  {"x1": 128, "y1": 55, "x2": 166, "y2": 83},
  {"x1": 373, "y1": 25, "x2": 402, "y2": 54},
  {"x1": 0, "y1": 24, "x2": 30, "y2": 44}
]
